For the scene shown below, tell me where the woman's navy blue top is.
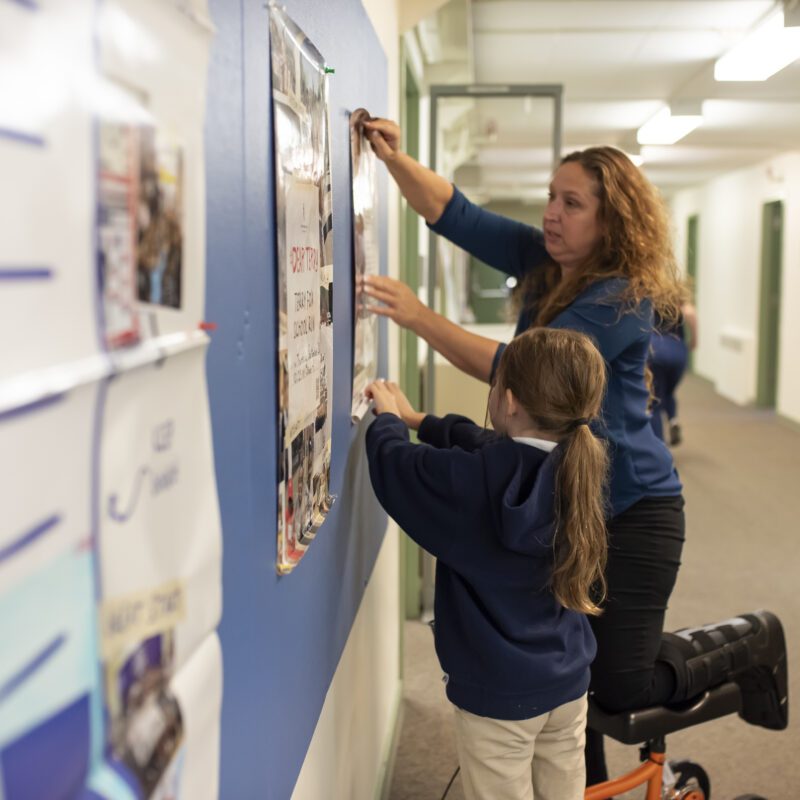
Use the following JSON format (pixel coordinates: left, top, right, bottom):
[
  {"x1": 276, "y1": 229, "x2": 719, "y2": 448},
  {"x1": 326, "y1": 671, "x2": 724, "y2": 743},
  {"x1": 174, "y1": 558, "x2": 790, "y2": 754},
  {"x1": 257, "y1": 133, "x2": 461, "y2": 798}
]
[{"x1": 430, "y1": 186, "x2": 682, "y2": 516}]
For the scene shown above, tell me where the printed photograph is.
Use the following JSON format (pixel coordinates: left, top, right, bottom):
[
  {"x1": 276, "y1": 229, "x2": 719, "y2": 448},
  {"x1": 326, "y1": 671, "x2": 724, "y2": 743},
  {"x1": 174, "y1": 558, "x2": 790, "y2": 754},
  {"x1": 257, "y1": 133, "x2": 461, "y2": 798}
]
[
  {"x1": 136, "y1": 128, "x2": 183, "y2": 310},
  {"x1": 108, "y1": 632, "x2": 184, "y2": 798}
]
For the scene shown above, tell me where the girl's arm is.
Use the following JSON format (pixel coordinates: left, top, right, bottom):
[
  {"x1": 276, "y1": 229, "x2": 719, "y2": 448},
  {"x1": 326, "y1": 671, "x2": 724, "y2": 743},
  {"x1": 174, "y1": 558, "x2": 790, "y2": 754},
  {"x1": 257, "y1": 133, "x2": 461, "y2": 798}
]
[
  {"x1": 363, "y1": 275, "x2": 502, "y2": 383},
  {"x1": 365, "y1": 414, "x2": 482, "y2": 561},
  {"x1": 418, "y1": 414, "x2": 499, "y2": 453},
  {"x1": 366, "y1": 381, "x2": 497, "y2": 452}
]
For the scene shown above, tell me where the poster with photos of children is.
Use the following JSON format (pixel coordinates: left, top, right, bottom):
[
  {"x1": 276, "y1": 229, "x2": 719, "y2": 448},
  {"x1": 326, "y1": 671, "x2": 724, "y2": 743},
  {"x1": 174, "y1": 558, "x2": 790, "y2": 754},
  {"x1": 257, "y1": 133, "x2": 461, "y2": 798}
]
[
  {"x1": 349, "y1": 108, "x2": 380, "y2": 421},
  {"x1": 99, "y1": 119, "x2": 184, "y2": 350},
  {"x1": 269, "y1": 5, "x2": 334, "y2": 574}
]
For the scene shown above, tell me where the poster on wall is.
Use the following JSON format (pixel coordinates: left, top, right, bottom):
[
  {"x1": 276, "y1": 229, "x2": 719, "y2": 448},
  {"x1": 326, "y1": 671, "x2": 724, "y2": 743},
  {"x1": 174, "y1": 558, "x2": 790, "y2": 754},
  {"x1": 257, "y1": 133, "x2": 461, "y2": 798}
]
[
  {"x1": 97, "y1": 0, "x2": 212, "y2": 352},
  {"x1": 270, "y1": 5, "x2": 334, "y2": 574},
  {"x1": 99, "y1": 119, "x2": 182, "y2": 347},
  {"x1": 98, "y1": 110, "x2": 185, "y2": 351},
  {"x1": 349, "y1": 108, "x2": 380, "y2": 421},
  {"x1": 0, "y1": 0, "x2": 103, "y2": 384},
  {"x1": 95, "y1": 343, "x2": 221, "y2": 797},
  {"x1": 0, "y1": 381, "x2": 107, "y2": 800},
  {"x1": 1, "y1": 1, "x2": 221, "y2": 797}
]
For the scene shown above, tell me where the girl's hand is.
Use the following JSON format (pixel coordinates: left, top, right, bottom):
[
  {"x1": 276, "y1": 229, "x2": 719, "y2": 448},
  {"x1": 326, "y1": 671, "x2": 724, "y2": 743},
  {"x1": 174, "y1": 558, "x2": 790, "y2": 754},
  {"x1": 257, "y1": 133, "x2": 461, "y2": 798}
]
[
  {"x1": 366, "y1": 380, "x2": 426, "y2": 430},
  {"x1": 366, "y1": 379, "x2": 401, "y2": 418},
  {"x1": 363, "y1": 275, "x2": 426, "y2": 331},
  {"x1": 362, "y1": 118, "x2": 401, "y2": 163}
]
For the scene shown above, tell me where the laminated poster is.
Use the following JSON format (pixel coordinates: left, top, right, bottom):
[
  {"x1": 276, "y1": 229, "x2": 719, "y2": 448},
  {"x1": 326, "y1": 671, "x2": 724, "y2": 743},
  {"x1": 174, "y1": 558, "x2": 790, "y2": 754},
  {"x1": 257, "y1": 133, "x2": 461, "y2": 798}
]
[
  {"x1": 99, "y1": 120, "x2": 185, "y2": 349},
  {"x1": 349, "y1": 108, "x2": 380, "y2": 421},
  {"x1": 1, "y1": 2, "x2": 221, "y2": 797},
  {"x1": 270, "y1": 5, "x2": 334, "y2": 574},
  {"x1": 0, "y1": 0, "x2": 101, "y2": 383},
  {"x1": 0, "y1": 381, "x2": 101, "y2": 799}
]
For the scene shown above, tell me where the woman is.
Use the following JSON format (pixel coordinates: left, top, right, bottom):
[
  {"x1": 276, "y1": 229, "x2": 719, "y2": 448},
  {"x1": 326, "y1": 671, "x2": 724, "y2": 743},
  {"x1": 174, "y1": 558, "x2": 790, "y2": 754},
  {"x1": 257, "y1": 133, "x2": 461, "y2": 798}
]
[{"x1": 362, "y1": 118, "x2": 687, "y2": 784}]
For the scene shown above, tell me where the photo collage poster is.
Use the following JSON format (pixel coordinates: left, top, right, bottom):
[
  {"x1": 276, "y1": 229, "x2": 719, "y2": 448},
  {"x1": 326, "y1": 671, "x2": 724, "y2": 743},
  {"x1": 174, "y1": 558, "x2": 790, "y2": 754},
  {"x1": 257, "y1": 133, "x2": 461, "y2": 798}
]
[
  {"x1": 0, "y1": 1, "x2": 222, "y2": 798},
  {"x1": 349, "y1": 108, "x2": 380, "y2": 421},
  {"x1": 269, "y1": 5, "x2": 334, "y2": 574},
  {"x1": 99, "y1": 120, "x2": 185, "y2": 349}
]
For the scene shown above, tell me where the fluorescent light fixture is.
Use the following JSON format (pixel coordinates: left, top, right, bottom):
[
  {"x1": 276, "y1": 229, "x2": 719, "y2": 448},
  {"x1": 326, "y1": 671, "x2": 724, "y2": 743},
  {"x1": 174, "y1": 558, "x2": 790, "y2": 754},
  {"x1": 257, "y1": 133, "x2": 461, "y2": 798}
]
[
  {"x1": 636, "y1": 106, "x2": 703, "y2": 146},
  {"x1": 715, "y1": 11, "x2": 800, "y2": 81}
]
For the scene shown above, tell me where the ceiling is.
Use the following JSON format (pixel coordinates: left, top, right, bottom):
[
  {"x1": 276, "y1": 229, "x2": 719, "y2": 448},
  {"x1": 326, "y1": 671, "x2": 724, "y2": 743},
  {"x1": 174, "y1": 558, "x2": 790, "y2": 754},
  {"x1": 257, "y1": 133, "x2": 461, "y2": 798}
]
[{"x1": 412, "y1": 0, "x2": 800, "y2": 201}]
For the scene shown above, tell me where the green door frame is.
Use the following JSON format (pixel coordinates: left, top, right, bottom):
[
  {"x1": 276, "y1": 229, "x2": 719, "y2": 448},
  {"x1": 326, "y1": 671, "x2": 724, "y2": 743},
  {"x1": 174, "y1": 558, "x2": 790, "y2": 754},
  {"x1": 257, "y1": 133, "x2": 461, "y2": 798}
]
[
  {"x1": 756, "y1": 201, "x2": 783, "y2": 408},
  {"x1": 686, "y1": 214, "x2": 699, "y2": 371},
  {"x1": 425, "y1": 83, "x2": 563, "y2": 413}
]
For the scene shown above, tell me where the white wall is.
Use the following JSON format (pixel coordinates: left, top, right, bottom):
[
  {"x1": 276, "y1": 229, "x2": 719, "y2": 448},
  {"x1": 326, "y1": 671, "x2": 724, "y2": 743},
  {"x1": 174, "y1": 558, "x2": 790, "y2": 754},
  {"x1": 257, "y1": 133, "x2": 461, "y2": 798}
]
[
  {"x1": 669, "y1": 151, "x2": 800, "y2": 420},
  {"x1": 292, "y1": 2, "x2": 403, "y2": 798}
]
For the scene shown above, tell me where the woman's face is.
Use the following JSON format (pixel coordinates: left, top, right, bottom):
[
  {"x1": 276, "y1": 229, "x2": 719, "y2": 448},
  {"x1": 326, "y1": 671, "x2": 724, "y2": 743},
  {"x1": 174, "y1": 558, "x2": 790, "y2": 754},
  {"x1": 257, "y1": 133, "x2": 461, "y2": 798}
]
[{"x1": 542, "y1": 161, "x2": 602, "y2": 274}]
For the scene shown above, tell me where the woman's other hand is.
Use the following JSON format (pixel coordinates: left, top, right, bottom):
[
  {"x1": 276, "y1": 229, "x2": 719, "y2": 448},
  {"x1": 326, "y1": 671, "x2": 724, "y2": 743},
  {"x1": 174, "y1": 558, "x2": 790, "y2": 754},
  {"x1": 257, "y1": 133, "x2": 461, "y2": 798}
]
[
  {"x1": 363, "y1": 275, "x2": 426, "y2": 332},
  {"x1": 363, "y1": 118, "x2": 401, "y2": 163}
]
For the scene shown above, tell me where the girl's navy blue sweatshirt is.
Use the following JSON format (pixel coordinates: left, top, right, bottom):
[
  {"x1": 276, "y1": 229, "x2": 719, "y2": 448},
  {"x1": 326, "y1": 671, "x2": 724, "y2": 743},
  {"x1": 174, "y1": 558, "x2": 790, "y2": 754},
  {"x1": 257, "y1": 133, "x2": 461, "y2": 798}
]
[{"x1": 366, "y1": 412, "x2": 596, "y2": 721}]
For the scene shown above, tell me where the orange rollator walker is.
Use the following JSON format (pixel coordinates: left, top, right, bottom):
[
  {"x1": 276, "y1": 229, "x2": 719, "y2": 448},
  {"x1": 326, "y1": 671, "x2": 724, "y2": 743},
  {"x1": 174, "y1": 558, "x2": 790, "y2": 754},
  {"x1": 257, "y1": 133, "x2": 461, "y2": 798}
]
[{"x1": 584, "y1": 610, "x2": 789, "y2": 800}]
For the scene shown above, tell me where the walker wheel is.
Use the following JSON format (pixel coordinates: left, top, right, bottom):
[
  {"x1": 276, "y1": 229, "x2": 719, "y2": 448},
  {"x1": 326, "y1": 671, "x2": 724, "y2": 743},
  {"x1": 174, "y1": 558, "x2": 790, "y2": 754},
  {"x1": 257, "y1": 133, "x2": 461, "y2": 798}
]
[{"x1": 670, "y1": 760, "x2": 711, "y2": 799}]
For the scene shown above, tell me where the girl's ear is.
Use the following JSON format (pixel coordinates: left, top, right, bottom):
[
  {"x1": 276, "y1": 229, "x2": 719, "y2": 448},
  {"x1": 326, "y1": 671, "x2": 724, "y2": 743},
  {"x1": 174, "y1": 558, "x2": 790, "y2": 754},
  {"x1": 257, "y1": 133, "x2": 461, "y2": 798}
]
[{"x1": 505, "y1": 387, "x2": 518, "y2": 416}]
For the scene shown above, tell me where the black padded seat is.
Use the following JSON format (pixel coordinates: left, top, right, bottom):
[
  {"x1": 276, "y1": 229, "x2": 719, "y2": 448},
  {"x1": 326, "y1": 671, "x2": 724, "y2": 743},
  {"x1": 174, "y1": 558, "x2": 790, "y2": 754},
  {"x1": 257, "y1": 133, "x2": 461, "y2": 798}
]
[{"x1": 588, "y1": 682, "x2": 743, "y2": 745}]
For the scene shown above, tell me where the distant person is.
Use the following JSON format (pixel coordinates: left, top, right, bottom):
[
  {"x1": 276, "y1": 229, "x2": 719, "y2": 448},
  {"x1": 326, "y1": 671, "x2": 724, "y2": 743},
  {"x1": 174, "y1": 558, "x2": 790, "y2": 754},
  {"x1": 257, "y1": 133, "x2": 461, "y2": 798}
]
[
  {"x1": 365, "y1": 328, "x2": 609, "y2": 800},
  {"x1": 649, "y1": 302, "x2": 698, "y2": 445}
]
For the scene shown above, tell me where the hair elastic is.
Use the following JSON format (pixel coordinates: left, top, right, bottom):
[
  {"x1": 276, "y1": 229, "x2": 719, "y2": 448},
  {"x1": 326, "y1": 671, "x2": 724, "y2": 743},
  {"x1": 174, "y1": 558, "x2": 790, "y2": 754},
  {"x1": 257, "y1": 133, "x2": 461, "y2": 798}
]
[{"x1": 568, "y1": 417, "x2": 590, "y2": 432}]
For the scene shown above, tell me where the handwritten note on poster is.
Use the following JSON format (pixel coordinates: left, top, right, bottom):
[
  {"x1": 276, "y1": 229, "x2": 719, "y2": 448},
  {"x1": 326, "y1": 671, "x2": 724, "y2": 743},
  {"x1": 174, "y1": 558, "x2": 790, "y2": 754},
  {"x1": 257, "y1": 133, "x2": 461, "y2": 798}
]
[{"x1": 286, "y1": 180, "x2": 321, "y2": 440}]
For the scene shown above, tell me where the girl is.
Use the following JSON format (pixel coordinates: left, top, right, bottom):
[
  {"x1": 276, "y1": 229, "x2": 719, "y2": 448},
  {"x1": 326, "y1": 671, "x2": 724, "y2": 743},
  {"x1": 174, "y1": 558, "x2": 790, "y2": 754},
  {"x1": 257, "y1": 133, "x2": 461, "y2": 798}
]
[{"x1": 365, "y1": 327, "x2": 609, "y2": 800}]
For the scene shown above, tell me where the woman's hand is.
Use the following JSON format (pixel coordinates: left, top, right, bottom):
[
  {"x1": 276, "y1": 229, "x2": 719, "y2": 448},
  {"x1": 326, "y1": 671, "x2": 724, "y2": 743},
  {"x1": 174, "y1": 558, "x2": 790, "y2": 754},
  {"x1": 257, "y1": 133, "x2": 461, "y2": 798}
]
[
  {"x1": 363, "y1": 275, "x2": 427, "y2": 332},
  {"x1": 361, "y1": 117, "x2": 453, "y2": 224},
  {"x1": 362, "y1": 118, "x2": 401, "y2": 163},
  {"x1": 366, "y1": 380, "x2": 426, "y2": 430}
]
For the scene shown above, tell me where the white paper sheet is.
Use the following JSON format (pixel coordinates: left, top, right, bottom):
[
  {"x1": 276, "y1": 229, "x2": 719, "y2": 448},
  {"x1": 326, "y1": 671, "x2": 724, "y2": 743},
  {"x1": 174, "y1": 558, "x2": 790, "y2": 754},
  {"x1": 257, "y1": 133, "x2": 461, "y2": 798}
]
[{"x1": 97, "y1": 343, "x2": 222, "y2": 670}]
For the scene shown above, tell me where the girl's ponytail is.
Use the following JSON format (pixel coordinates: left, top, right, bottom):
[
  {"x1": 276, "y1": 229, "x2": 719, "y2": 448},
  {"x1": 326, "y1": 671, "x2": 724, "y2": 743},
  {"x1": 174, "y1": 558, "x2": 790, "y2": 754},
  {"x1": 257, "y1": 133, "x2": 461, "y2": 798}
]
[
  {"x1": 552, "y1": 423, "x2": 608, "y2": 615},
  {"x1": 495, "y1": 327, "x2": 610, "y2": 616}
]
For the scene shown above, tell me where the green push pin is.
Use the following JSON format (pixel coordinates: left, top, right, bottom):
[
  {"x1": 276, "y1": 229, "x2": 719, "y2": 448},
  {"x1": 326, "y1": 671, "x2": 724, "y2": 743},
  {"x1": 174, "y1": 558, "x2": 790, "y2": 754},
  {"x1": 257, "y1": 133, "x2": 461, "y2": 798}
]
[{"x1": 324, "y1": 66, "x2": 335, "y2": 74}]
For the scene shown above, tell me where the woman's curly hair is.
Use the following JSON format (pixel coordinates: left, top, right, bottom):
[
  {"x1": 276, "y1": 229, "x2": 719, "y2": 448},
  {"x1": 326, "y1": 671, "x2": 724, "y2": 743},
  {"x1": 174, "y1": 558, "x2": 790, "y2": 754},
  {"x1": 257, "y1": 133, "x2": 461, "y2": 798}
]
[{"x1": 518, "y1": 146, "x2": 688, "y2": 326}]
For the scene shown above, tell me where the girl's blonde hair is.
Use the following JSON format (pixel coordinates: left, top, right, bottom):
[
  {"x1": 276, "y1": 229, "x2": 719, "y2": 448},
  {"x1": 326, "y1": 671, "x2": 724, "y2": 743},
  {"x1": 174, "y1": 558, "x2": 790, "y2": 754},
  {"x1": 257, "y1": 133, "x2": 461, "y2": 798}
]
[
  {"x1": 495, "y1": 327, "x2": 609, "y2": 615},
  {"x1": 518, "y1": 146, "x2": 688, "y2": 327}
]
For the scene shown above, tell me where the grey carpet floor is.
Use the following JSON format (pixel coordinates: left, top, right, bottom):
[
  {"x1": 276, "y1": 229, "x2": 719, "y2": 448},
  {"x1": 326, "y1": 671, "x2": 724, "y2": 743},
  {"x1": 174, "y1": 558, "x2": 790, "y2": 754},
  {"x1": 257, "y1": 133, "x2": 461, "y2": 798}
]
[{"x1": 389, "y1": 375, "x2": 800, "y2": 800}]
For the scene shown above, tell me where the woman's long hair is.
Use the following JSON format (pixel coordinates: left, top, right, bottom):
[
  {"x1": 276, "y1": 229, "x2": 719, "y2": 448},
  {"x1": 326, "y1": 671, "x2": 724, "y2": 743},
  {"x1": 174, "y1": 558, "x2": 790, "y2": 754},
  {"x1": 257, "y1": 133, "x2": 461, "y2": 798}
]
[
  {"x1": 495, "y1": 328, "x2": 609, "y2": 615},
  {"x1": 517, "y1": 146, "x2": 688, "y2": 327}
]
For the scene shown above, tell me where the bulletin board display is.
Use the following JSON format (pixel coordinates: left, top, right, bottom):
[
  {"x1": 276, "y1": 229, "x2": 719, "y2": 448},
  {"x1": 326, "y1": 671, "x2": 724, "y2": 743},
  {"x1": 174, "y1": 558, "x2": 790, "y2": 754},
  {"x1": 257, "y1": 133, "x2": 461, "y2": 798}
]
[
  {"x1": 204, "y1": 0, "x2": 390, "y2": 797},
  {"x1": 0, "y1": 1, "x2": 223, "y2": 798}
]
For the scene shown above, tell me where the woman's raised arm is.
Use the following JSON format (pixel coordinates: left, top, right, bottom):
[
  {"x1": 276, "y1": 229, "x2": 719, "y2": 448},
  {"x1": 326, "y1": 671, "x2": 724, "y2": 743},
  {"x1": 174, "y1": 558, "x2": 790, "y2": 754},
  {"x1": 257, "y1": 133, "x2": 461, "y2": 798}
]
[
  {"x1": 363, "y1": 118, "x2": 453, "y2": 224},
  {"x1": 363, "y1": 275, "x2": 500, "y2": 383}
]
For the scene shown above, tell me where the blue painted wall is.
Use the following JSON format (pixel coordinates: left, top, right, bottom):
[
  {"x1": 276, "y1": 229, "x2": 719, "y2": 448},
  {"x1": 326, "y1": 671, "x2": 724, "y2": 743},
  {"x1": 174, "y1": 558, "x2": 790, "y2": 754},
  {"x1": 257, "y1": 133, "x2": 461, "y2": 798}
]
[{"x1": 204, "y1": 2, "x2": 389, "y2": 797}]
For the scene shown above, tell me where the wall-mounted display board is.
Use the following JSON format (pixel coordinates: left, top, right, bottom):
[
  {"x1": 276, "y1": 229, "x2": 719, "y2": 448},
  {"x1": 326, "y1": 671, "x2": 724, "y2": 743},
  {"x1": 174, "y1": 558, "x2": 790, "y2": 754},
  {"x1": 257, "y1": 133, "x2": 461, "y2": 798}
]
[
  {"x1": 270, "y1": 5, "x2": 335, "y2": 574},
  {"x1": 0, "y1": 1, "x2": 222, "y2": 798}
]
